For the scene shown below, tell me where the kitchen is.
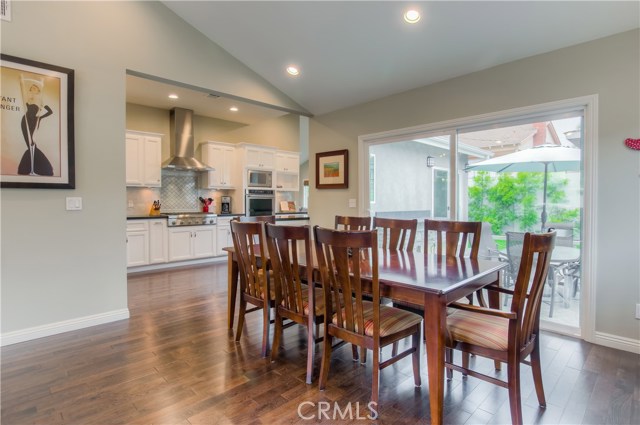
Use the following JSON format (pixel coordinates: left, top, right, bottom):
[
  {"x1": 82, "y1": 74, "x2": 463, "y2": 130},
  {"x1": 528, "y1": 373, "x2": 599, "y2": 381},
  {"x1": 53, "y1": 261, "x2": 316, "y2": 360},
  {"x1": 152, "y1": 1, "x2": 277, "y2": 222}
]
[{"x1": 125, "y1": 74, "x2": 310, "y2": 271}]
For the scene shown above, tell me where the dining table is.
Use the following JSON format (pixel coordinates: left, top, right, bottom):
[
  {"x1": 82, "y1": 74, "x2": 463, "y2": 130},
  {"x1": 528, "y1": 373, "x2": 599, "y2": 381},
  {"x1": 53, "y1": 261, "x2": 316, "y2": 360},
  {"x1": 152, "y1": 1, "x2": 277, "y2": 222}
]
[{"x1": 224, "y1": 245, "x2": 506, "y2": 424}]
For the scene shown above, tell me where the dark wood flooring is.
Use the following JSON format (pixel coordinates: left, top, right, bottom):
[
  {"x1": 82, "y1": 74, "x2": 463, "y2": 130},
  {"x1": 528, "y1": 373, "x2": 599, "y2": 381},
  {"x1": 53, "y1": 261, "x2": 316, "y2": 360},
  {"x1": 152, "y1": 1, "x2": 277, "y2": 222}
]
[{"x1": 2, "y1": 262, "x2": 638, "y2": 424}]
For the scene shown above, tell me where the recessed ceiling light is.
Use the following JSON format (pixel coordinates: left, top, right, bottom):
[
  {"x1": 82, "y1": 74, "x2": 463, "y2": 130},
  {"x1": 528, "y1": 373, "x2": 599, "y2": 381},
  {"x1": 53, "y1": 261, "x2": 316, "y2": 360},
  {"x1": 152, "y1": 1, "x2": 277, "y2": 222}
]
[
  {"x1": 168, "y1": 94, "x2": 179, "y2": 99},
  {"x1": 404, "y1": 9, "x2": 421, "y2": 24},
  {"x1": 286, "y1": 66, "x2": 300, "y2": 76},
  {"x1": 229, "y1": 106, "x2": 238, "y2": 112},
  {"x1": 496, "y1": 140, "x2": 503, "y2": 144}
]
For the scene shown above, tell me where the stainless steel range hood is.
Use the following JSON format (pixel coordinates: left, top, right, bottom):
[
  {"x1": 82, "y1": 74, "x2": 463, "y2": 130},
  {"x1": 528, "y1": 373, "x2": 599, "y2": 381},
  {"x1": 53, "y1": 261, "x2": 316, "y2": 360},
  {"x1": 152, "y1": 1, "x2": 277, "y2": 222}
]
[{"x1": 161, "y1": 107, "x2": 213, "y2": 171}]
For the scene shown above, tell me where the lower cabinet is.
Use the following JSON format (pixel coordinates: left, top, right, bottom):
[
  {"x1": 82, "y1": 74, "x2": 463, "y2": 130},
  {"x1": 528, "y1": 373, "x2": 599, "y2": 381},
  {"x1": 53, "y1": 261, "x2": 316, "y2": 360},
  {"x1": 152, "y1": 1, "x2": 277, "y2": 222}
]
[
  {"x1": 168, "y1": 225, "x2": 217, "y2": 262},
  {"x1": 127, "y1": 221, "x2": 149, "y2": 267},
  {"x1": 216, "y1": 217, "x2": 233, "y2": 256},
  {"x1": 148, "y1": 219, "x2": 168, "y2": 264}
]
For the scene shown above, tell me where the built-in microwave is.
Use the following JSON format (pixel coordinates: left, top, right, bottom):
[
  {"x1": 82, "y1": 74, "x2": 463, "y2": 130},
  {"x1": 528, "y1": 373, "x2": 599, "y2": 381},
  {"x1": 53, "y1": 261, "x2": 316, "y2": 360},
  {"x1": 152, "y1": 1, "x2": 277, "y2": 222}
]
[{"x1": 247, "y1": 169, "x2": 273, "y2": 188}]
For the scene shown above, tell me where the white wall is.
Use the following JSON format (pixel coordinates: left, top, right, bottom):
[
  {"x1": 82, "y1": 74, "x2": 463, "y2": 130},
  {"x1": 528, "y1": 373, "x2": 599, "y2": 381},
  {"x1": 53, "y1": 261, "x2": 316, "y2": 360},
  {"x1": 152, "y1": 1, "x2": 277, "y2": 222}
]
[
  {"x1": 309, "y1": 30, "x2": 640, "y2": 344},
  {"x1": 0, "y1": 1, "x2": 306, "y2": 341}
]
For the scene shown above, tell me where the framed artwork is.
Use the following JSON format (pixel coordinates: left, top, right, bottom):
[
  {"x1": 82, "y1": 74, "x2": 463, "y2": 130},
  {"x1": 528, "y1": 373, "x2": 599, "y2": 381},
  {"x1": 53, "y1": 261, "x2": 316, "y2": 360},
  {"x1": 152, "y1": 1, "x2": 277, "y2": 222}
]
[
  {"x1": 1, "y1": 54, "x2": 75, "y2": 189},
  {"x1": 316, "y1": 149, "x2": 348, "y2": 189}
]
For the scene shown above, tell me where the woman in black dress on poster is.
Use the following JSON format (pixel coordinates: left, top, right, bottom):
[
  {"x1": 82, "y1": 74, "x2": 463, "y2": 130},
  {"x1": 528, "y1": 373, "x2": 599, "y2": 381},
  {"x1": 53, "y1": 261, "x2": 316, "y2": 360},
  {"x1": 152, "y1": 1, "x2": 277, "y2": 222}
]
[{"x1": 18, "y1": 81, "x2": 54, "y2": 176}]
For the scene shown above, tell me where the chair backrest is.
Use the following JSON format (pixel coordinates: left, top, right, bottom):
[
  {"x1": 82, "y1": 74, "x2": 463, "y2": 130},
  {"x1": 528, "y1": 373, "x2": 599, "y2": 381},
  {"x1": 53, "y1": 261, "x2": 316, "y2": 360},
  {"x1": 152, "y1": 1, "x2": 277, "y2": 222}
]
[
  {"x1": 265, "y1": 223, "x2": 313, "y2": 317},
  {"x1": 508, "y1": 232, "x2": 555, "y2": 348},
  {"x1": 505, "y1": 232, "x2": 526, "y2": 283},
  {"x1": 335, "y1": 215, "x2": 371, "y2": 231},
  {"x1": 231, "y1": 220, "x2": 269, "y2": 299},
  {"x1": 424, "y1": 219, "x2": 482, "y2": 259},
  {"x1": 314, "y1": 226, "x2": 378, "y2": 338},
  {"x1": 546, "y1": 222, "x2": 573, "y2": 247},
  {"x1": 372, "y1": 217, "x2": 417, "y2": 251},
  {"x1": 239, "y1": 215, "x2": 276, "y2": 224}
]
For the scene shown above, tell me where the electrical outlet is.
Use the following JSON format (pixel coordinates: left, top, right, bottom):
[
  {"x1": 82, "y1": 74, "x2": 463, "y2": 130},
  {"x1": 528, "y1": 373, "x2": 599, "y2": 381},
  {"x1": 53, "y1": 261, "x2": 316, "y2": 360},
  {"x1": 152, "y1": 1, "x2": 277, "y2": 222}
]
[
  {"x1": 128, "y1": 200, "x2": 134, "y2": 208},
  {"x1": 636, "y1": 304, "x2": 640, "y2": 320}
]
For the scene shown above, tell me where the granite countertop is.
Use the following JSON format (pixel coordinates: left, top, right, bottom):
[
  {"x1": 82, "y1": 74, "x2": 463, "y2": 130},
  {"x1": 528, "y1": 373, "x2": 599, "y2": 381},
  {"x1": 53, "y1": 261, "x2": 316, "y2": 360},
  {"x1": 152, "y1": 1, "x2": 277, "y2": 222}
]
[{"x1": 127, "y1": 214, "x2": 168, "y2": 220}]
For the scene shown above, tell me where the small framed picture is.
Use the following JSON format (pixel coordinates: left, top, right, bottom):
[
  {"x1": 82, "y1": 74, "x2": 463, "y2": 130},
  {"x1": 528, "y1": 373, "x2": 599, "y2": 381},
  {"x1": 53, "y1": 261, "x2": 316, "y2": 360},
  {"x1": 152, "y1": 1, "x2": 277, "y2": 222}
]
[
  {"x1": 316, "y1": 149, "x2": 348, "y2": 189},
  {"x1": 1, "y1": 54, "x2": 75, "y2": 189}
]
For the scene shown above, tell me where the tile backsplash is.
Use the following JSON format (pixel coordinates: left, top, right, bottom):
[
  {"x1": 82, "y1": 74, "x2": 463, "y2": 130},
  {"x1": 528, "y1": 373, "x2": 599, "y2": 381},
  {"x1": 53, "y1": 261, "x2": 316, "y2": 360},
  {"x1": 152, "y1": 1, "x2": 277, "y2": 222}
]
[
  {"x1": 127, "y1": 170, "x2": 223, "y2": 215},
  {"x1": 127, "y1": 169, "x2": 302, "y2": 216},
  {"x1": 160, "y1": 170, "x2": 200, "y2": 212}
]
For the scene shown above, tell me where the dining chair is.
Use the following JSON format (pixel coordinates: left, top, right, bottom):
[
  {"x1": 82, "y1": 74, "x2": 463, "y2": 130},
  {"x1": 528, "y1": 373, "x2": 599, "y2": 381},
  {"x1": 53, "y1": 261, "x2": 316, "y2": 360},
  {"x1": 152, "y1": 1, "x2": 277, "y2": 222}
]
[
  {"x1": 239, "y1": 215, "x2": 276, "y2": 224},
  {"x1": 334, "y1": 215, "x2": 371, "y2": 231},
  {"x1": 313, "y1": 226, "x2": 422, "y2": 411},
  {"x1": 230, "y1": 220, "x2": 275, "y2": 358},
  {"x1": 265, "y1": 223, "x2": 324, "y2": 384},
  {"x1": 372, "y1": 217, "x2": 417, "y2": 251},
  {"x1": 393, "y1": 219, "x2": 483, "y2": 316},
  {"x1": 444, "y1": 231, "x2": 556, "y2": 425}
]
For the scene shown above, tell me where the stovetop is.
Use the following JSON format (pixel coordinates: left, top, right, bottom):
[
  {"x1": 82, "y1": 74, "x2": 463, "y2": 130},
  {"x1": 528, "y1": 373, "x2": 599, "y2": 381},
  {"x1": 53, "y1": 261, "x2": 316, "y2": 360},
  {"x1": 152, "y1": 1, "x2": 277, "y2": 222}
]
[{"x1": 165, "y1": 211, "x2": 217, "y2": 226}]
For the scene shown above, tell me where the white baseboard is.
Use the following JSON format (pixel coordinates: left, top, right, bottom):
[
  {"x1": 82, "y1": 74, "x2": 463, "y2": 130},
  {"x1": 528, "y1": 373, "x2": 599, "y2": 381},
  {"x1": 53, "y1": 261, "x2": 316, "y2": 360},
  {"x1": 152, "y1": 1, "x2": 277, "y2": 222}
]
[
  {"x1": 593, "y1": 331, "x2": 640, "y2": 354},
  {"x1": 127, "y1": 256, "x2": 225, "y2": 274},
  {"x1": 0, "y1": 308, "x2": 130, "y2": 347}
]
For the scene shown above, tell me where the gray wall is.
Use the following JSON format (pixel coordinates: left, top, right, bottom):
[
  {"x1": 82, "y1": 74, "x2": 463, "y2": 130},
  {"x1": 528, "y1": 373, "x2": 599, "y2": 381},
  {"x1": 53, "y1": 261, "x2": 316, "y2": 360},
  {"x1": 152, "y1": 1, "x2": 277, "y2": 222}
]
[
  {"x1": 0, "y1": 1, "x2": 306, "y2": 338},
  {"x1": 309, "y1": 30, "x2": 640, "y2": 343}
]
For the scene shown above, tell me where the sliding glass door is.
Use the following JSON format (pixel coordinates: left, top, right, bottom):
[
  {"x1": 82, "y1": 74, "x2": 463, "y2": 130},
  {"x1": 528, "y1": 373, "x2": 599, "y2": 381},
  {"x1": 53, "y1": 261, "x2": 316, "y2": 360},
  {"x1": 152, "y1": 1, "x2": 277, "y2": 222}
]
[{"x1": 361, "y1": 104, "x2": 587, "y2": 336}]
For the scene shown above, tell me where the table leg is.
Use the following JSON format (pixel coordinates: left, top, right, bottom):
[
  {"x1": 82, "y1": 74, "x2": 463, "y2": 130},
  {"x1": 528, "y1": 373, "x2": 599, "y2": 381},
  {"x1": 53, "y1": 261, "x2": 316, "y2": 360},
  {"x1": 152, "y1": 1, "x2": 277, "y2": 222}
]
[
  {"x1": 424, "y1": 294, "x2": 446, "y2": 425},
  {"x1": 227, "y1": 251, "x2": 239, "y2": 329}
]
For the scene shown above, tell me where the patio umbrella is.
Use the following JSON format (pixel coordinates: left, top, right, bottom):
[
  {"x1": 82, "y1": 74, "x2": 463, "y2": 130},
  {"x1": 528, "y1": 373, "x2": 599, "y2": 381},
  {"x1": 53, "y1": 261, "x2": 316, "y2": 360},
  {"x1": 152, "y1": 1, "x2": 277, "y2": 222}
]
[{"x1": 465, "y1": 144, "x2": 581, "y2": 231}]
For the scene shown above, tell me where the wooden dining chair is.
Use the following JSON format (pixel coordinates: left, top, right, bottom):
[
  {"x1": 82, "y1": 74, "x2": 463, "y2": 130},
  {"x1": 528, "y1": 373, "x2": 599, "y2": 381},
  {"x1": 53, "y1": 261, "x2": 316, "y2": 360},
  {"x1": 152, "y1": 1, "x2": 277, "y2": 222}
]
[
  {"x1": 230, "y1": 220, "x2": 275, "y2": 358},
  {"x1": 372, "y1": 217, "x2": 417, "y2": 251},
  {"x1": 444, "y1": 231, "x2": 556, "y2": 425},
  {"x1": 265, "y1": 223, "x2": 324, "y2": 384},
  {"x1": 394, "y1": 219, "x2": 483, "y2": 313},
  {"x1": 239, "y1": 215, "x2": 276, "y2": 224},
  {"x1": 313, "y1": 226, "x2": 422, "y2": 411},
  {"x1": 334, "y1": 215, "x2": 371, "y2": 231}
]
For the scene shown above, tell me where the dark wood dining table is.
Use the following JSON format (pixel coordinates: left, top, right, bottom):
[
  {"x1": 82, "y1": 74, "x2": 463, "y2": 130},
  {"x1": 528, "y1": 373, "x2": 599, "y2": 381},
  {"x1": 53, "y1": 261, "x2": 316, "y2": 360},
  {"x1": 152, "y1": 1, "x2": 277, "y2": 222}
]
[{"x1": 224, "y1": 245, "x2": 506, "y2": 424}]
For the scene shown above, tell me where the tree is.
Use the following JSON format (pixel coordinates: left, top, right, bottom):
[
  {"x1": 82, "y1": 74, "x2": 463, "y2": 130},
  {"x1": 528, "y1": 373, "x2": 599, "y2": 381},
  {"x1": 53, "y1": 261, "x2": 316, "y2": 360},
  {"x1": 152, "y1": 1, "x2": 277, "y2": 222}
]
[{"x1": 467, "y1": 171, "x2": 571, "y2": 234}]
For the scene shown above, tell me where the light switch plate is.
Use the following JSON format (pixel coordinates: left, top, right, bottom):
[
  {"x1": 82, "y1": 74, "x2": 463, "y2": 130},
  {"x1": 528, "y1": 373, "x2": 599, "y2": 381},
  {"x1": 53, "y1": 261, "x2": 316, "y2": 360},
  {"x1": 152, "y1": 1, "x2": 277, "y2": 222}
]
[
  {"x1": 66, "y1": 197, "x2": 82, "y2": 211},
  {"x1": 348, "y1": 198, "x2": 356, "y2": 208}
]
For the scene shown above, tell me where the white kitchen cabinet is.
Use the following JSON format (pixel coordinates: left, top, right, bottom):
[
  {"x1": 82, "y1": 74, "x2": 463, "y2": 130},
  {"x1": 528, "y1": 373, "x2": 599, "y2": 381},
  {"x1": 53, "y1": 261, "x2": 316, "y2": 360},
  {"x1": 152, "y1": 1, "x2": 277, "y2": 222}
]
[
  {"x1": 168, "y1": 225, "x2": 216, "y2": 262},
  {"x1": 200, "y1": 142, "x2": 236, "y2": 188},
  {"x1": 127, "y1": 221, "x2": 149, "y2": 267},
  {"x1": 148, "y1": 219, "x2": 168, "y2": 264},
  {"x1": 216, "y1": 217, "x2": 233, "y2": 256},
  {"x1": 243, "y1": 145, "x2": 275, "y2": 169},
  {"x1": 126, "y1": 131, "x2": 162, "y2": 187},
  {"x1": 275, "y1": 152, "x2": 299, "y2": 173},
  {"x1": 275, "y1": 151, "x2": 300, "y2": 191}
]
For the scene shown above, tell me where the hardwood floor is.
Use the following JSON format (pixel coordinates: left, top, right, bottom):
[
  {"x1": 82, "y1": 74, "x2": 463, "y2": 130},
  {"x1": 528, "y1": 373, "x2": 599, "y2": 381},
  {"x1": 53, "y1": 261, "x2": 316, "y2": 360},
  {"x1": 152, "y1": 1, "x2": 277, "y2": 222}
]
[{"x1": 2, "y1": 263, "x2": 638, "y2": 424}]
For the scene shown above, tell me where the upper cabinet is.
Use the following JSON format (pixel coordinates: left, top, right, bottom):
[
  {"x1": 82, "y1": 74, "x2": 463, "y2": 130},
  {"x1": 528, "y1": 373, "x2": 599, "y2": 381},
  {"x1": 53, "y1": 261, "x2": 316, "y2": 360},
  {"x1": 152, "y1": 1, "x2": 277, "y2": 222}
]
[
  {"x1": 200, "y1": 141, "x2": 236, "y2": 189},
  {"x1": 241, "y1": 145, "x2": 275, "y2": 169},
  {"x1": 126, "y1": 131, "x2": 162, "y2": 187},
  {"x1": 275, "y1": 151, "x2": 300, "y2": 191}
]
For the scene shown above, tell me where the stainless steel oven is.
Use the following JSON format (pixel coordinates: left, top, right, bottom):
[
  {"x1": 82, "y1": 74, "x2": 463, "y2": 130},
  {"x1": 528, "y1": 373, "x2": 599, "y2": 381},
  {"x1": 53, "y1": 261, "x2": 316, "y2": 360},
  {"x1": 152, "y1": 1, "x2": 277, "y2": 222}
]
[{"x1": 245, "y1": 189, "x2": 275, "y2": 217}]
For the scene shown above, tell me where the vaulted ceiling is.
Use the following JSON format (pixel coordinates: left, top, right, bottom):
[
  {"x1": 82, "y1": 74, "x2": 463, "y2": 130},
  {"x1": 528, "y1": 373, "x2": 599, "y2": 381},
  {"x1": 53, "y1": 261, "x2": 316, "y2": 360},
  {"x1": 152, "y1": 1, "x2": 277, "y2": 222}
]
[{"x1": 162, "y1": 1, "x2": 639, "y2": 116}]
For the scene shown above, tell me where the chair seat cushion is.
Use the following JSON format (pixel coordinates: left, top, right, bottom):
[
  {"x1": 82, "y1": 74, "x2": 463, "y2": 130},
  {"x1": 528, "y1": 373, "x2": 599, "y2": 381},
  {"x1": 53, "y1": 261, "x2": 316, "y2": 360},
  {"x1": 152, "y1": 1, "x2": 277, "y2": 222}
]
[
  {"x1": 446, "y1": 309, "x2": 509, "y2": 351},
  {"x1": 332, "y1": 301, "x2": 422, "y2": 337}
]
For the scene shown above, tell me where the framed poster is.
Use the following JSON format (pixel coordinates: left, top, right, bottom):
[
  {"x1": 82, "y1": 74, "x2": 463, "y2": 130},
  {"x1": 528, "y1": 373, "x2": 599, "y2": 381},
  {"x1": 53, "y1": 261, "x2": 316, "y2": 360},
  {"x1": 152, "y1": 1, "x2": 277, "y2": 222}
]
[
  {"x1": 1, "y1": 54, "x2": 75, "y2": 189},
  {"x1": 316, "y1": 149, "x2": 348, "y2": 189}
]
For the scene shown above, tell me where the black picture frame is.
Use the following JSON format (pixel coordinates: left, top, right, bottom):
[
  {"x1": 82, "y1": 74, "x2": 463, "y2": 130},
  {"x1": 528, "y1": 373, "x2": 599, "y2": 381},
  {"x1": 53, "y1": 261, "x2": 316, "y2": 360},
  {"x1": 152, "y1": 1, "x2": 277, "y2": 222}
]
[
  {"x1": 1, "y1": 54, "x2": 75, "y2": 189},
  {"x1": 316, "y1": 149, "x2": 348, "y2": 189}
]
